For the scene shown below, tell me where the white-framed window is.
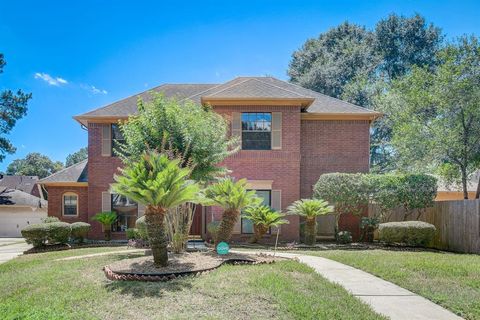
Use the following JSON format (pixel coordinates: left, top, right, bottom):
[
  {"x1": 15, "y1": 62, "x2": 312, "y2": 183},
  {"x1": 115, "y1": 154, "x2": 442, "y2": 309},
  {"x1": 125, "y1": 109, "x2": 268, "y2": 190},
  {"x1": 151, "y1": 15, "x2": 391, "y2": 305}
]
[{"x1": 62, "y1": 192, "x2": 78, "y2": 216}]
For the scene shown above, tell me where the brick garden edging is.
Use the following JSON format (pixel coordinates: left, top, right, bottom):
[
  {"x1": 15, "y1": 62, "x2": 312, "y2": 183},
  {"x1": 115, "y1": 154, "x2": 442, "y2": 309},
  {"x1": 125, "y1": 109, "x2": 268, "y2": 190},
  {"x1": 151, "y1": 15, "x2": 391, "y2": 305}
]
[{"x1": 103, "y1": 254, "x2": 277, "y2": 282}]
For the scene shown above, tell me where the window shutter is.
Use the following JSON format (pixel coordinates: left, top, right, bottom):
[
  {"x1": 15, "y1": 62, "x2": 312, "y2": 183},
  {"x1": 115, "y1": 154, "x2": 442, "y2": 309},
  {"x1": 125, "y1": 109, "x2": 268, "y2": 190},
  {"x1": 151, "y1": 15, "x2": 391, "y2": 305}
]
[
  {"x1": 101, "y1": 192, "x2": 111, "y2": 212},
  {"x1": 271, "y1": 112, "x2": 282, "y2": 150},
  {"x1": 138, "y1": 203, "x2": 145, "y2": 217},
  {"x1": 231, "y1": 112, "x2": 242, "y2": 146},
  {"x1": 271, "y1": 190, "x2": 282, "y2": 234},
  {"x1": 101, "y1": 124, "x2": 112, "y2": 157}
]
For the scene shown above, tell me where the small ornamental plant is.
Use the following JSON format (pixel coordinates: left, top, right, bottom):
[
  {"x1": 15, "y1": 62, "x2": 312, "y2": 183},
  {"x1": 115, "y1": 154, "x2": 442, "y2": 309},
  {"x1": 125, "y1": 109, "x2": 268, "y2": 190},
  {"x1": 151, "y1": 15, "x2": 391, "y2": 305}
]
[
  {"x1": 287, "y1": 199, "x2": 334, "y2": 246},
  {"x1": 242, "y1": 205, "x2": 289, "y2": 243},
  {"x1": 92, "y1": 211, "x2": 117, "y2": 241}
]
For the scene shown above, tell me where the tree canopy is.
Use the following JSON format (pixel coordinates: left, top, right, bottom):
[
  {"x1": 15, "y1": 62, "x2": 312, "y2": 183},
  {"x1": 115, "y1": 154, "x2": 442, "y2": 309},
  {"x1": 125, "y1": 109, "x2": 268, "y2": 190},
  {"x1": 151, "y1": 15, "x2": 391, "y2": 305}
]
[
  {"x1": 65, "y1": 147, "x2": 87, "y2": 167},
  {"x1": 288, "y1": 14, "x2": 443, "y2": 172},
  {"x1": 380, "y1": 36, "x2": 480, "y2": 198},
  {"x1": 6, "y1": 152, "x2": 63, "y2": 178},
  {"x1": 118, "y1": 94, "x2": 239, "y2": 182},
  {"x1": 0, "y1": 53, "x2": 31, "y2": 162}
]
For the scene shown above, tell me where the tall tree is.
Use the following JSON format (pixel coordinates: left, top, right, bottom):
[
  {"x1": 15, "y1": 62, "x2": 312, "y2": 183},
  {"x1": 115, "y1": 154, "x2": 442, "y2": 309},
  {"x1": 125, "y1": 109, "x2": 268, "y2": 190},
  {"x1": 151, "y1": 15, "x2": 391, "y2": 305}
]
[
  {"x1": 374, "y1": 13, "x2": 443, "y2": 80},
  {"x1": 6, "y1": 152, "x2": 63, "y2": 178},
  {"x1": 381, "y1": 36, "x2": 480, "y2": 199},
  {"x1": 65, "y1": 147, "x2": 87, "y2": 167},
  {"x1": 0, "y1": 53, "x2": 31, "y2": 162},
  {"x1": 289, "y1": 22, "x2": 378, "y2": 99},
  {"x1": 288, "y1": 14, "x2": 443, "y2": 172}
]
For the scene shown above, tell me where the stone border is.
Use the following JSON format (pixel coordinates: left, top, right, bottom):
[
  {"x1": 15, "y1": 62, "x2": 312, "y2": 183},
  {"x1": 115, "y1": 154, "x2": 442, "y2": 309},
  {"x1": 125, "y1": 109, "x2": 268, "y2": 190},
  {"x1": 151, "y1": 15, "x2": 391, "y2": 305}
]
[{"x1": 103, "y1": 257, "x2": 276, "y2": 282}]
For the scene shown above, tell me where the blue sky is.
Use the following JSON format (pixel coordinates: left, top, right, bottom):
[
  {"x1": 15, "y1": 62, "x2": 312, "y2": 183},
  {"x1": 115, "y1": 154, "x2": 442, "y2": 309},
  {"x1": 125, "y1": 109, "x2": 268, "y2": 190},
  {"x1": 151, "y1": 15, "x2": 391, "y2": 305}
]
[{"x1": 1, "y1": 0, "x2": 479, "y2": 171}]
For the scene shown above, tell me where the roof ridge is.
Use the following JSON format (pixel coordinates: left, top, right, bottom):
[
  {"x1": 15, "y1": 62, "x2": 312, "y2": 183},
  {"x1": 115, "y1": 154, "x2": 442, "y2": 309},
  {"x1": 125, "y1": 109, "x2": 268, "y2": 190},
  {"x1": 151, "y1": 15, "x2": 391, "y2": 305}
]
[
  {"x1": 252, "y1": 78, "x2": 307, "y2": 98},
  {"x1": 79, "y1": 84, "x2": 170, "y2": 117},
  {"x1": 202, "y1": 77, "x2": 253, "y2": 97},
  {"x1": 184, "y1": 83, "x2": 227, "y2": 100},
  {"x1": 38, "y1": 159, "x2": 88, "y2": 182}
]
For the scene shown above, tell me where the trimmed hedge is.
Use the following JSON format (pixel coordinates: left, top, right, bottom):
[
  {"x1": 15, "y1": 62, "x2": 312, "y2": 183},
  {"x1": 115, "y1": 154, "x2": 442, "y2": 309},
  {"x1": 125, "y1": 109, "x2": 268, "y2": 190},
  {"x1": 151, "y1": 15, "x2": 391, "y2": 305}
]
[
  {"x1": 45, "y1": 222, "x2": 71, "y2": 244},
  {"x1": 22, "y1": 222, "x2": 72, "y2": 247},
  {"x1": 126, "y1": 228, "x2": 141, "y2": 240},
  {"x1": 378, "y1": 221, "x2": 436, "y2": 247},
  {"x1": 71, "y1": 222, "x2": 91, "y2": 243},
  {"x1": 41, "y1": 216, "x2": 60, "y2": 223},
  {"x1": 22, "y1": 224, "x2": 48, "y2": 247}
]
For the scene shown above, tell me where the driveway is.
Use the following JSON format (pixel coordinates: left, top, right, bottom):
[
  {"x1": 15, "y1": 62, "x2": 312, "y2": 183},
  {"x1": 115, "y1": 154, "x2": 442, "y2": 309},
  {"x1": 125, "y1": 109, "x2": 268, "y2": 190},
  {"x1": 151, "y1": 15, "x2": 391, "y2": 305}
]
[{"x1": 0, "y1": 238, "x2": 31, "y2": 264}]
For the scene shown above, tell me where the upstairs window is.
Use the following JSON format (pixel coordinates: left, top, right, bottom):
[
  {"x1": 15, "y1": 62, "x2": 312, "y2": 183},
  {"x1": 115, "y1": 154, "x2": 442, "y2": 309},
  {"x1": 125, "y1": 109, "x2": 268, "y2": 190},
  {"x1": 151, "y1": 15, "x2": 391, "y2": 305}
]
[
  {"x1": 111, "y1": 124, "x2": 125, "y2": 156},
  {"x1": 241, "y1": 113, "x2": 271, "y2": 150}
]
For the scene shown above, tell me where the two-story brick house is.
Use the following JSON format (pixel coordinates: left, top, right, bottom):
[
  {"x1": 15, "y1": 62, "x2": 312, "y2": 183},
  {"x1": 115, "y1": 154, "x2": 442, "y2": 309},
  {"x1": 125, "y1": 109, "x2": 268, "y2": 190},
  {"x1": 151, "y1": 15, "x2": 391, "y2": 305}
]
[{"x1": 39, "y1": 77, "x2": 380, "y2": 242}]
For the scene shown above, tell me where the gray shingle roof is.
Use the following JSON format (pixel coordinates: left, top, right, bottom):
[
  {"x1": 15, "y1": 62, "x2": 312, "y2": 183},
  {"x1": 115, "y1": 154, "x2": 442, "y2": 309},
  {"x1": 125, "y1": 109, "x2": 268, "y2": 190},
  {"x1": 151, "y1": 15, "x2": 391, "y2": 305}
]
[
  {"x1": 75, "y1": 77, "x2": 379, "y2": 119},
  {"x1": 0, "y1": 175, "x2": 39, "y2": 194},
  {"x1": 39, "y1": 159, "x2": 88, "y2": 184},
  {"x1": 0, "y1": 188, "x2": 47, "y2": 208},
  {"x1": 80, "y1": 84, "x2": 217, "y2": 118}
]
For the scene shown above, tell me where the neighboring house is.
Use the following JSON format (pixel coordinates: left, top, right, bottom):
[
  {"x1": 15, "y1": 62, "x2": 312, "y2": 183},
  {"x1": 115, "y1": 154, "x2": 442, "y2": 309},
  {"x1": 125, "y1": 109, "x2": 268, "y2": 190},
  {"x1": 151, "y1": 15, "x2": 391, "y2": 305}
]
[
  {"x1": 0, "y1": 187, "x2": 47, "y2": 237},
  {"x1": 0, "y1": 175, "x2": 42, "y2": 197},
  {"x1": 38, "y1": 76, "x2": 380, "y2": 241},
  {"x1": 436, "y1": 170, "x2": 480, "y2": 201}
]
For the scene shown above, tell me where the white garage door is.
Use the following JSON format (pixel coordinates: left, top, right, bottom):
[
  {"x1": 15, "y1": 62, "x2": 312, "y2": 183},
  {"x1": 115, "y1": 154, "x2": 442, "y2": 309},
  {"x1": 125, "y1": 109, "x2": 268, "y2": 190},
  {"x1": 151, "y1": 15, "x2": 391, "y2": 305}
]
[{"x1": 0, "y1": 208, "x2": 47, "y2": 238}]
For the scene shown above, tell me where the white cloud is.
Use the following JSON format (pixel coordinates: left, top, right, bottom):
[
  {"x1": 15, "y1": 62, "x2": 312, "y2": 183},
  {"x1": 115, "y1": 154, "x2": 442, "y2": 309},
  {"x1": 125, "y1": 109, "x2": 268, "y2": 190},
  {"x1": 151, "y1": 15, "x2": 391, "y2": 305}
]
[
  {"x1": 81, "y1": 84, "x2": 108, "y2": 95},
  {"x1": 34, "y1": 72, "x2": 68, "y2": 86}
]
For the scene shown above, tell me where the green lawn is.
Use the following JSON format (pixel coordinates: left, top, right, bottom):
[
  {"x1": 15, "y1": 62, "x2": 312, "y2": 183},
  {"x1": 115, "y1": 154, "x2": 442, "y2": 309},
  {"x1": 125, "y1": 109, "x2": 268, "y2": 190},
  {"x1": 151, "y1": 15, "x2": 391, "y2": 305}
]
[
  {"x1": 0, "y1": 247, "x2": 385, "y2": 320},
  {"x1": 300, "y1": 249, "x2": 480, "y2": 320}
]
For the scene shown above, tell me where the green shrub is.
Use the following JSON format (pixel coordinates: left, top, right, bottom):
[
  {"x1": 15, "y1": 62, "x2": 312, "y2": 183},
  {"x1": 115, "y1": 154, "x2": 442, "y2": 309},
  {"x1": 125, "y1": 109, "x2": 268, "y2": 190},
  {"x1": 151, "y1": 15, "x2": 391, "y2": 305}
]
[
  {"x1": 21, "y1": 224, "x2": 48, "y2": 247},
  {"x1": 135, "y1": 216, "x2": 148, "y2": 240},
  {"x1": 41, "y1": 216, "x2": 60, "y2": 223},
  {"x1": 71, "y1": 222, "x2": 91, "y2": 243},
  {"x1": 378, "y1": 221, "x2": 436, "y2": 247},
  {"x1": 126, "y1": 228, "x2": 141, "y2": 240},
  {"x1": 206, "y1": 221, "x2": 220, "y2": 242},
  {"x1": 21, "y1": 222, "x2": 72, "y2": 247},
  {"x1": 45, "y1": 222, "x2": 71, "y2": 244},
  {"x1": 336, "y1": 231, "x2": 352, "y2": 244}
]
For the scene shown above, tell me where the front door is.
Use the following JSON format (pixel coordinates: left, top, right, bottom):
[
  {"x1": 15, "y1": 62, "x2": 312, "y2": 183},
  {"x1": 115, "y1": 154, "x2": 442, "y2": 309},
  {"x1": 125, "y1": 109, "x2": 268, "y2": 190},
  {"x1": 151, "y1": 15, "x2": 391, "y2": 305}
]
[{"x1": 190, "y1": 205, "x2": 203, "y2": 236}]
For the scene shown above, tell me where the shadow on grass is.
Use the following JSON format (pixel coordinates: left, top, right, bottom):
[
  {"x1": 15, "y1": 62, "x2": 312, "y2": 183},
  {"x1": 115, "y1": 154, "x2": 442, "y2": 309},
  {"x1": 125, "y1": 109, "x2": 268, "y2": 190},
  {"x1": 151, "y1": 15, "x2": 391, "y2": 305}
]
[{"x1": 104, "y1": 275, "x2": 194, "y2": 298}]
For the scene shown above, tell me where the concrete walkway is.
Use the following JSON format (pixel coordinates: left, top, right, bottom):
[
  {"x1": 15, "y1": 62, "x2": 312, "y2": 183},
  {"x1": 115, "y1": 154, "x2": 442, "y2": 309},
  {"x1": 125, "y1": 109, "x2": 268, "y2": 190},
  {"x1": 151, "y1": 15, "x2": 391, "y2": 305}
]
[
  {"x1": 0, "y1": 238, "x2": 31, "y2": 264},
  {"x1": 236, "y1": 251, "x2": 462, "y2": 320}
]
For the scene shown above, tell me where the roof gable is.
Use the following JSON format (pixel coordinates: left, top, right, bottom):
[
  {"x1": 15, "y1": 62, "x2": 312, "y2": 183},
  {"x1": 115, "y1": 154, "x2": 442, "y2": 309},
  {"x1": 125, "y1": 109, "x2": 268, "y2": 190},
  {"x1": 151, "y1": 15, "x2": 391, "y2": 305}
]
[{"x1": 39, "y1": 159, "x2": 88, "y2": 184}]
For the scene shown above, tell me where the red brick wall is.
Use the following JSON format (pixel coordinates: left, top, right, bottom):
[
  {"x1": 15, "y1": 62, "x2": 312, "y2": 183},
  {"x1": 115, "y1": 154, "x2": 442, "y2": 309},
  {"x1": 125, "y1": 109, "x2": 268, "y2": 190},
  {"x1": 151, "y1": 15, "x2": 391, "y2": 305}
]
[
  {"x1": 300, "y1": 119, "x2": 371, "y2": 239},
  {"x1": 87, "y1": 123, "x2": 124, "y2": 239},
  {"x1": 206, "y1": 106, "x2": 302, "y2": 242},
  {"x1": 46, "y1": 186, "x2": 88, "y2": 223}
]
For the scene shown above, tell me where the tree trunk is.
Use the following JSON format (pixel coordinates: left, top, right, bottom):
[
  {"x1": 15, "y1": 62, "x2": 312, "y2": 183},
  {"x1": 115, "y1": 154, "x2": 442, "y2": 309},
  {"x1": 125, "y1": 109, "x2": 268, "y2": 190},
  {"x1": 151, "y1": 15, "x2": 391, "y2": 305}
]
[
  {"x1": 304, "y1": 217, "x2": 317, "y2": 246},
  {"x1": 103, "y1": 227, "x2": 111, "y2": 241},
  {"x1": 250, "y1": 224, "x2": 268, "y2": 243},
  {"x1": 216, "y1": 209, "x2": 239, "y2": 247},
  {"x1": 461, "y1": 167, "x2": 469, "y2": 199},
  {"x1": 475, "y1": 174, "x2": 480, "y2": 199},
  {"x1": 145, "y1": 206, "x2": 169, "y2": 267}
]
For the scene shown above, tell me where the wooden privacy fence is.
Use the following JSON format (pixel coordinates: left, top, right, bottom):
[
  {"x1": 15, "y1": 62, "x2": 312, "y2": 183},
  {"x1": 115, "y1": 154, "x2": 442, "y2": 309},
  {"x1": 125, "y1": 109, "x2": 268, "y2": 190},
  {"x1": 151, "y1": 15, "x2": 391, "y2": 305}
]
[{"x1": 369, "y1": 199, "x2": 480, "y2": 254}]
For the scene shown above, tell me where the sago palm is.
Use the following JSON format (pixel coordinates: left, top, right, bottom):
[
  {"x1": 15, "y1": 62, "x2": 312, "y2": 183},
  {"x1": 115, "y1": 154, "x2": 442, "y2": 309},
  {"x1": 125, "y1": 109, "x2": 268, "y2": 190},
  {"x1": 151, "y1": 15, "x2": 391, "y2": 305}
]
[
  {"x1": 287, "y1": 199, "x2": 334, "y2": 246},
  {"x1": 112, "y1": 151, "x2": 199, "y2": 267},
  {"x1": 242, "y1": 205, "x2": 289, "y2": 243},
  {"x1": 203, "y1": 178, "x2": 261, "y2": 247},
  {"x1": 92, "y1": 211, "x2": 117, "y2": 241}
]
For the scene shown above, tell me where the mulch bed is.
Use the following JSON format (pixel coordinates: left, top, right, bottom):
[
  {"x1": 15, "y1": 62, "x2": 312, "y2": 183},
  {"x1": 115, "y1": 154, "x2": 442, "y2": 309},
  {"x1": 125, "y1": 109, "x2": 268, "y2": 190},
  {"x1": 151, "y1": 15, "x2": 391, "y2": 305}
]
[
  {"x1": 230, "y1": 241, "x2": 444, "y2": 253},
  {"x1": 103, "y1": 251, "x2": 281, "y2": 282}
]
